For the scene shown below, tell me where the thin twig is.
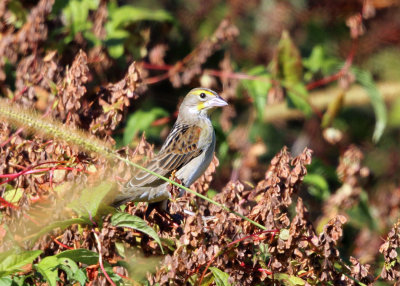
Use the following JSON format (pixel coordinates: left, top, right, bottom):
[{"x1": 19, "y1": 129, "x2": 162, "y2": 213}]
[{"x1": 93, "y1": 231, "x2": 116, "y2": 286}]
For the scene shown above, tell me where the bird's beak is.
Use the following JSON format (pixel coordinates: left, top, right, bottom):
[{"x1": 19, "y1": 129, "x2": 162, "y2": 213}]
[{"x1": 206, "y1": 96, "x2": 228, "y2": 108}]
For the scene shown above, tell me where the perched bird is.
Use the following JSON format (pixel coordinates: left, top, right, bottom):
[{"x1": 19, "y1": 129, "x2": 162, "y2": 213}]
[{"x1": 113, "y1": 87, "x2": 228, "y2": 208}]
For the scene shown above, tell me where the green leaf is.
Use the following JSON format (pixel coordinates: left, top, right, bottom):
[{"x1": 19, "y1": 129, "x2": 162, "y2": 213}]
[
  {"x1": 347, "y1": 190, "x2": 377, "y2": 231},
  {"x1": 111, "y1": 212, "x2": 164, "y2": 253},
  {"x1": 0, "y1": 250, "x2": 42, "y2": 277},
  {"x1": 196, "y1": 272, "x2": 213, "y2": 286},
  {"x1": 104, "y1": 30, "x2": 130, "y2": 59},
  {"x1": 274, "y1": 273, "x2": 305, "y2": 286},
  {"x1": 352, "y1": 68, "x2": 387, "y2": 142},
  {"x1": 303, "y1": 46, "x2": 324, "y2": 74},
  {"x1": 123, "y1": 107, "x2": 168, "y2": 146},
  {"x1": 209, "y1": 267, "x2": 231, "y2": 286},
  {"x1": 389, "y1": 97, "x2": 400, "y2": 127},
  {"x1": 303, "y1": 45, "x2": 338, "y2": 81},
  {"x1": 35, "y1": 256, "x2": 60, "y2": 286},
  {"x1": 272, "y1": 30, "x2": 303, "y2": 86},
  {"x1": 62, "y1": 0, "x2": 98, "y2": 41},
  {"x1": 270, "y1": 31, "x2": 312, "y2": 116},
  {"x1": 105, "y1": 4, "x2": 174, "y2": 59},
  {"x1": 304, "y1": 173, "x2": 330, "y2": 201},
  {"x1": 2, "y1": 186, "x2": 23, "y2": 204},
  {"x1": 0, "y1": 277, "x2": 13, "y2": 286},
  {"x1": 321, "y1": 91, "x2": 345, "y2": 128},
  {"x1": 114, "y1": 242, "x2": 125, "y2": 258},
  {"x1": 7, "y1": 0, "x2": 28, "y2": 28},
  {"x1": 56, "y1": 249, "x2": 99, "y2": 265},
  {"x1": 68, "y1": 181, "x2": 115, "y2": 221},
  {"x1": 286, "y1": 83, "x2": 312, "y2": 116},
  {"x1": 107, "y1": 5, "x2": 173, "y2": 30},
  {"x1": 241, "y1": 66, "x2": 272, "y2": 119},
  {"x1": 58, "y1": 257, "x2": 87, "y2": 285}
]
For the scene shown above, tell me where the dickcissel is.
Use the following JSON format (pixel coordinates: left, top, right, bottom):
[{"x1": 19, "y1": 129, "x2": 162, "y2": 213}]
[{"x1": 113, "y1": 87, "x2": 227, "y2": 207}]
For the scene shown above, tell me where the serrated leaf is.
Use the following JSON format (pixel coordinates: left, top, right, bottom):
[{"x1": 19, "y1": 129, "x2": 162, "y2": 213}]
[
  {"x1": 352, "y1": 68, "x2": 387, "y2": 142},
  {"x1": 209, "y1": 267, "x2": 231, "y2": 286},
  {"x1": 111, "y1": 212, "x2": 164, "y2": 253},
  {"x1": 56, "y1": 249, "x2": 99, "y2": 265},
  {"x1": 35, "y1": 256, "x2": 59, "y2": 286},
  {"x1": 0, "y1": 250, "x2": 42, "y2": 277}
]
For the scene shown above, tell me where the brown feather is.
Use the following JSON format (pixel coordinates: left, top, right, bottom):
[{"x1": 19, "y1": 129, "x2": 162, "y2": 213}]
[{"x1": 125, "y1": 123, "x2": 203, "y2": 188}]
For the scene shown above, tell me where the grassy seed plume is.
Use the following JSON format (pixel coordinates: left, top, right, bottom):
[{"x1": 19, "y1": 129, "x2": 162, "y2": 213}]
[{"x1": 0, "y1": 98, "x2": 112, "y2": 156}]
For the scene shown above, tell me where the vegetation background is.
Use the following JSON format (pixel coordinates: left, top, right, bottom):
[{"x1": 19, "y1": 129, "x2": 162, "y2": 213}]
[{"x1": 1, "y1": 0, "x2": 400, "y2": 285}]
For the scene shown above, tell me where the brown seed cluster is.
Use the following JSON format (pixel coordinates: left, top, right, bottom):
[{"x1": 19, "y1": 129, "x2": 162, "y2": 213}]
[
  {"x1": 380, "y1": 219, "x2": 400, "y2": 281},
  {"x1": 169, "y1": 19, "x2": 239, "y2": 87},
  {"x1": 1, "y1": 1, "x2": 399, "y2": 285}
]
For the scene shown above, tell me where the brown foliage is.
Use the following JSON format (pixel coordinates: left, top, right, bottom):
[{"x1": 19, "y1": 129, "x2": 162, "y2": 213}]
[{"x1": 1, "y1": 1, "x2": 400, "y2": 284}]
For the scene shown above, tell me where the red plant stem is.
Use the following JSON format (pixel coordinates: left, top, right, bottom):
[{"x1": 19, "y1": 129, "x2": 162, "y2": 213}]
[
  {"x1": 0, "y1": 196, "x2": 18, "y2": 209},
  {"x1": 0, "y1": 127, "x2": 25, "y2": 147},
  {"x1": 143, "y1": 72, "x2": 171, "y2": 85},
  {"x1": 257, "y1": 268, "x2": 273, "y2": 275},
  {"x1": 299, "y1": 270, "x2": 313, "y2": 278},
  {"x1": 52, "y1": 237, "x2": 74, "y2": 250},
  {"x1": 0, "y1": 194, "x2": 44, "y2": 225},
  {"x1": 93, "y1": 231, "x2": 116, "y2": 286},
  {"x1": 116, "y1": 272, "x2": 136, "y2": 283},
  {"x1": 196, "y1": 229, "x2": 279, "y2": 285},
  {"x1": 0, "y1": 160, "x2": 87, "y2": 209},
  {"x1": 306, "y1": 40, "x2": 357, "y2": 91},
  {"x1": 0, "y1": 166, "x2": 86, "y2": 185},
  {"x1": 140, "y1": 39, "x2": 356, "y2": 92},
  {"x1": 374, "y1": 272, "x2": 381, "y2": 281}
]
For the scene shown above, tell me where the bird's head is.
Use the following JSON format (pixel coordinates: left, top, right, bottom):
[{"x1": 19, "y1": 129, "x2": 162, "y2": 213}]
[{"x1": 179, "y1": 88, "x2": 228, "y2": 118}]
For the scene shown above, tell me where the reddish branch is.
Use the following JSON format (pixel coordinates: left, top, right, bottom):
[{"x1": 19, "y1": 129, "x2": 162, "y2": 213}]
[
  {"x1": 52, "y1": 236, "x2": 74, "y2": 250},
  {"x1": 0, "y1": 161, "x2": 89, "y2": 209},
  {"x1": 306, "y1": 40, "x2": 357, "y2": 90},
  {"x1": 140, "y1": 39, "x2": 357, "y2": 92},
  {"x1": 93, "y1": 230, "x2": 116, "y2": 286}
]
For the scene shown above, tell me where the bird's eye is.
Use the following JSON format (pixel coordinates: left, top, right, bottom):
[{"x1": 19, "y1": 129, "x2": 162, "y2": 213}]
[{"x1": 199, "y1": 92, "x2": 206, "y2": 99}]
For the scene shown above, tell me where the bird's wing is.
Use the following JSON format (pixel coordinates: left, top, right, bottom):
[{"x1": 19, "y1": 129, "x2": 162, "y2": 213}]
[{"x1": 125, "y1": 123, "x2": 203, "y2": 188}]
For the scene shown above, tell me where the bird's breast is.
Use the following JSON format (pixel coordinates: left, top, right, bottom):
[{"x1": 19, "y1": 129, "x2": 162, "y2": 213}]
[{"x1": 197, "y1": 119, "x2": 214, "y2": 149}]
